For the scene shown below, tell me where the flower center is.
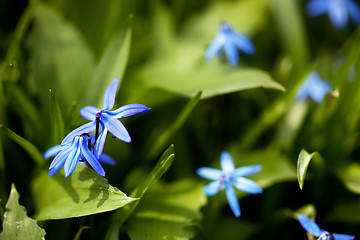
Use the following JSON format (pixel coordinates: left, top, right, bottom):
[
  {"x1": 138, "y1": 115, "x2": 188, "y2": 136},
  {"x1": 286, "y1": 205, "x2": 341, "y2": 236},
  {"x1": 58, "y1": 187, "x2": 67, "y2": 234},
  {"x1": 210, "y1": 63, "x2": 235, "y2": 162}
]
[
  {"x1": 319, "y1": 232, "x2": 334, "y2": 240},
  {"x1": 219, "y1": 172, "x2": 231, "y2": 183}
]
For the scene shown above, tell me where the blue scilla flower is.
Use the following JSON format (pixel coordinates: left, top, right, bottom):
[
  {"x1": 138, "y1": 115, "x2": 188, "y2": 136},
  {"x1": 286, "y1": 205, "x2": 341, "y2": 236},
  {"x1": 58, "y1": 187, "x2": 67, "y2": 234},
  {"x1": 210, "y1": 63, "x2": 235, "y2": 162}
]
[
  {"x1": 204, "y1": 22, "x2": 255, "y2": 66},
  {"x1": 197, "y1": 151, "x2": 262, "y2": 217},
  {"x1": 61, "y1": 77, "x2": 151, "y2": 160},
  {"x1": 296, "y1": 71, "x2": 332, "y2": 104},
  {"x1": 298, "y1": 214, "x2": 354, "y2": 240},
  {"x1": 307, "y1": 0, "x2": 360, "y2": 29},
  {"x1": 47, "y1": 134, "x2": 105, "y2": 177}
]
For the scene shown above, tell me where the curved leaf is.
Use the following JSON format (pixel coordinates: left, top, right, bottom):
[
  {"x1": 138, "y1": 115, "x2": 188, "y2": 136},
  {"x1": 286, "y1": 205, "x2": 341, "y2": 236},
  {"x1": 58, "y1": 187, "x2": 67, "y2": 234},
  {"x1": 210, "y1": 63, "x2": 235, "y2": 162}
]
[{"x1": 297, "y1": 149, "x2": 316, "y2": 190}]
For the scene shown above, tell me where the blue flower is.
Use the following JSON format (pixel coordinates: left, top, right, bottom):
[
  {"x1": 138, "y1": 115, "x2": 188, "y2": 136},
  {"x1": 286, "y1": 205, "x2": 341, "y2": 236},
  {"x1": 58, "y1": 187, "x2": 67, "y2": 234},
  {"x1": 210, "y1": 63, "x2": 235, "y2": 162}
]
[
  {"x1": 307, "y1": 0, "x2": 360, "y2": 29},
  {"x1": 62, "y1": 77, "x2": 151, "y2": 160},
  {"x1": 296, "y1": 71, "x2": 332, "y2": 103},
  {"x1": 297, "y1": 214, "x2": 354, "y2": 240},
  {"x1": 204, "y1": 22, "x2": 255, "y2": 66},
  {"x1": 47, "y1": 134, "x2": 105, "y2": 177},
  {"x1": 197, "y1": 151, "x2": 262, "y2": 217}
]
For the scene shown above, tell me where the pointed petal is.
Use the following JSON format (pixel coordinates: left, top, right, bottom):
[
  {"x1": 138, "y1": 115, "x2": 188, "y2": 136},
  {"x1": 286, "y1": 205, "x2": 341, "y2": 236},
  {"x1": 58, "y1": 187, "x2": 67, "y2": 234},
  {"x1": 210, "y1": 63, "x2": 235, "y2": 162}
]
[
  {"x1": 204, "y1": 35, "x2": 226, "y2": 62},
  {"x1": 233, "y1": 165, "x2": 262, "y2": 177},
  {"x1": 109, "y1": 104, "x2": 151, "y2": 118},
  {"x1": 102, "y1": 113, "x2": 131, "y2": 142},
  {"x1": 221, "y1": 151, "x2": 235, "y2": 172},
  {"x1": 44, "y1": 145, "x2": 62, "y2": 159},
  {"x1": 94, "y1": 124, "x2": 108, "y2": 160},
  {"x1": 225, "y1": 181, "x2": 240, "y2": 217},
  {"x1": 64, "y1": 140, "x2": 81, "y2": 177},
  {"x1": 297, "y1": 214, "x2": 322, "y2": 237},
  {"x1": 101, "y1": 154, "x2": 116, "y2": 165},
  {"x1": 197, "y1": 167, "x2": 223, "y2": 180},
  {"x1": 329, "y1": 0, "x2": 349, "y2": 29},
  {"x1": 232, "y1": 177, "x2": 263, "y2": 194},
  {"x1": 345, "y1": 0, "x2": 360, "y2": 24},
  {"x1": 80, "y1": 137, "x2": 105, "y2": 177},
  {"x1": 103, "y1": 77, "x2": 119, "y2": 110},
  {"x1": 231, "y1": 33, "x2": 255, "y2": 55},
  {"x1": 306, "y1": 0, "x2": 330, "y2": 17},
  {"x1": 333, "y1": 233, "x2": 355, "y2": 240},
  {"x1": 61, "y1": 121, "x2": 96, "y2": 145},
  {"x1": 203, "y1": 181, "x2": 222, "y2": 196},
  {"x1": 224, "y1": 40, "x2": 238, "y2": 66},
  {"x1": 80, "y1": 106, "x2": 100, "y2": 121},
  {"x1": 49, "y1": 140, "x2": 75, "y2": 170}
]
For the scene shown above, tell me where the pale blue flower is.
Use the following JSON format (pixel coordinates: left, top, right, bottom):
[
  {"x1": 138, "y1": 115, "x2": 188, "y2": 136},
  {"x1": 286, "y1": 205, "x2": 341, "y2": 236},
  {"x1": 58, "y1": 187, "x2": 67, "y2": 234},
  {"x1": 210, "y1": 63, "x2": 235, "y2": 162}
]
[
  {"x1": 296, "y1": 71, "x2": 332, "y2": 103},
  {"x1": 205, "y1": 22, "x2": 255, "y2": 66},
  {"x1": 62, "y1": 77, "x2": 151, "y2": 160},
  {"x1": 307, "y1": 0, "x2": 360, "y2": 29},
  {"x1": 47, "y1": 134, "x2": 105, "y2": 177},
  {"x1": 197, "y1": 151, "x2": 262, "y2": 217},
  {"x1": 298, "y1": 214, "x2": 354, "y2": 240}
]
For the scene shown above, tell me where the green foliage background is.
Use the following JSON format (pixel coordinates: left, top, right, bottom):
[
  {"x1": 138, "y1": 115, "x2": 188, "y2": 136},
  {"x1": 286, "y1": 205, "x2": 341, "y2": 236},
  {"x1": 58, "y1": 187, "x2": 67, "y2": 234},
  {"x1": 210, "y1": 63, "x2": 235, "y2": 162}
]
[{"x1": 1, "y1": 0, "x2": 360, "y2": 239}]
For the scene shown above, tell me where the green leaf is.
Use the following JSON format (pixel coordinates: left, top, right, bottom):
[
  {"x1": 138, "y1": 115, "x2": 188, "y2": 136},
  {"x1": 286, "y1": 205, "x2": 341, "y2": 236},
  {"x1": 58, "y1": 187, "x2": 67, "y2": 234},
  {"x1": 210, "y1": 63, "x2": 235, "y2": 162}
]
[
  {"x1": 73, "y1": 226, "x2": 90, "y2": 240},
  {"x1": 0, "y1": 184, "x2": 45, "y2": 239},
  {"x1": 49, "y1": 89, "x2": 65, "y2": 145},
  {"x1": 0, "y1": 125, "x2": 44, "y2": 166},
  {"x1": 31, "y1": 164, "x2": 136, "y2": 220},
  {"x1": 297, "y1": 149, "x2": 316, "y2": 190},
  {"x1": 126, "y1": 180, "x2": 206, "y2": 240},
  {"x1": 105, "y1": 145, "x2": 175, "y2": 240},
  {"x1": 148, "y1": 92, "x2": 201, "y2": 158},
  {"x1": 81, "y1": 21, "x2": 132, "y2": 108},
  {"x1": 337, "y1": 162, "x2": 360, "y2": 194},
  {"x1": 293, "y1": 204, "x2": 317, "y2": 220}
]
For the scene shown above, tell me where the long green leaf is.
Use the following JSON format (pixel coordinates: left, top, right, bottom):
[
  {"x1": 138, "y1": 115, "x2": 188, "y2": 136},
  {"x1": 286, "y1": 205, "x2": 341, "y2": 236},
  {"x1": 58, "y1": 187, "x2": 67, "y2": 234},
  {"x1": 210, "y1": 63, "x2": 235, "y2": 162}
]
[
  {"x1": 297, "y1": 149, "x2": 316, "y2": 190},
  {"x1": 0, "y1": 184, "x2": 45, "y2": 239},
  {"x1": 0, "y1": 125, "x2": 43, "y2": 165},
  {"x1": 32, "y1": 164, "x2": 136, "y2": 220},
  {"x1": 49, "y1": 89, "x2": 65, "y2": 145}
]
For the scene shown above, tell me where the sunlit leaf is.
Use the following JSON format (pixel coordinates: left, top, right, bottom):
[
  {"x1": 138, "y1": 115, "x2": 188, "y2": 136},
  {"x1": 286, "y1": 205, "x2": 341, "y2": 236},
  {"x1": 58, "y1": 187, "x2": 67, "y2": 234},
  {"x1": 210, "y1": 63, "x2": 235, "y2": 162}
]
[
  {"x1": 338, "y1": 162, "x2": 360, "y2": 194},
  {"x1": 32, "y1": 164, "x2": 136, "y2": 220},
  {"x1": 0, "y1": 184, "x2": 45, "y2": 239},
  {"x1": 49, "y1": 89, "x2": 65, "y2": 145},
  {"x1": 297, "y1": 149, "x2": 316, "y2": 190}
]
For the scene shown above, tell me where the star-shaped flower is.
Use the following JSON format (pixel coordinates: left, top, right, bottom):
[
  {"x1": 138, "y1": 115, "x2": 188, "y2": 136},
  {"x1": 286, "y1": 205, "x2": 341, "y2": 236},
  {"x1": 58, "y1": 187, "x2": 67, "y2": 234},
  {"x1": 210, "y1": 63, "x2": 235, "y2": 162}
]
[
  {"x1": 296, "y1": 71, "x2": 332, "y2": 104},
  {"x1": 306, "y1": 0, "x2": 360, "y2": 29},
  {"x1": 204, "y1": 22, "x2": 255, "y2": 66},
  {"x1": 62, "y1": 77, "x2": 151, "y2": 160},
  {"x1": 47, "y1": 134, "x2": 105, "y2": 177},
  {"x1": 297, "y1": 214, "x2": 354, "y2": 240},
  {"x1": 197, "y1": 151, "x2": 262, "y2": 217}
]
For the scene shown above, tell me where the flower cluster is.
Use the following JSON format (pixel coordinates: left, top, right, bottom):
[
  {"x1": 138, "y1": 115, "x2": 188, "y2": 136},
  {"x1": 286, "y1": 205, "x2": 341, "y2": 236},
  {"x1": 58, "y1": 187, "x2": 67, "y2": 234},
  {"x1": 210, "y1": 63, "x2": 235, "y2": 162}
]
[{"x1": 44, "y1": 77, "x2": 151, "y2": 177}]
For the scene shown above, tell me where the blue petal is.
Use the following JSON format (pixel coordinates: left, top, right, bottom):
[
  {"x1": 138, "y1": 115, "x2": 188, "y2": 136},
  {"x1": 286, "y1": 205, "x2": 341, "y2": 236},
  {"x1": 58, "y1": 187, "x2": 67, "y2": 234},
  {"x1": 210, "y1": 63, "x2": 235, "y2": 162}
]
[
  {"x1": 103, "y1": 77, "x2": 119, "y2": 110},
  {"x1": 204, "y1": 34, "x2": 226, "y2": 62},
  {"x1": 44, "y1": 145, "x2": 61, "y2": 159},
  {"x1": 296, "y1": 72, "x2": 332, "y2": 103},
  {"x1": 230, "y1": 33, "x2": 255, "y2": 55},
  {"x1": 232, "y1": 177, "x2": 263, "y2": 194},
  {"x1": 61, "y1": 121, "x2": 96, "y2": 145},
  {"x1": 333, "y1": 233, "x2": 355, "y2": 240},
  {"x1": 223, "y1": 40, "x2": 238, "y2": 66},
  {"x1": 109, "y1": 104, "x2": 151, "y2": 118},
  {"x1": 94, "y1": 123, "x2": 108, "y2": 160},
  {"x1": 224, "y1": 181, "x2": 240, "y2": 217},
  {"x1": 49, "y1": 141, "x2": 75, "y2": 170},
  {"x1": 101, "y1": 154, "x2": 116, "y2": 165},
  {"x1": 345, "y1": 0, "x2": 360, "y2": 24},
  {"x1": 329, "y1": 0, "x2": 349, "y2": 29},
  {"x1": 102, "y1": 113, "x2": 131, "y2": 142},
  {"x1": 233, "y1": 165, "x2": 262, "y2": 177},
  {"x1": 203, "y1": 181, "x2": 222, "y2": 196},
  {"x1": 197, "y1": 167, "x2": 223, "y2": 180},
  {"x1": 297, "y1": 214, "x2": 322, "y2": 237},
  {"x1": 80, "y1": 137, "x2": 105, "y2": 177},
  {"x1": 220, "y1": 151, "x2": 235, "y2": 173},
  {"x1": 306, "y1": 0, "x2": 330, "y2": 17},
  {"x1": 80, "y1": 106, "x2": 100, "y2": 121},
  {"x1": 64, "y1": 139, "x2": 81, "y2": 177}
]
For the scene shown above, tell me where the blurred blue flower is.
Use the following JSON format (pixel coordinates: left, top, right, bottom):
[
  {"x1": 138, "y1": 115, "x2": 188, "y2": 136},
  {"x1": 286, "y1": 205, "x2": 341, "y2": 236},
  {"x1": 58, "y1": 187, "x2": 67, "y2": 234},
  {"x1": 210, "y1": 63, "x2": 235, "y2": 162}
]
[
  {"x1": 62, "y1": 77, "x2": 151, "y2": 160},
  {"x1": 47, "y1": 134, "x2": 105, "y2": 177},
  {"x1": 307, "y1": 0, "x2": 360, "y2": 29},
  {"x1": 197, "y1": 151, "x2": 262, "y2": 217},
  {"x1": 296, "y1": 71, "x2": 332, "y2": 103},
  {"x1": 298, "y1": 214, "x2": 354, "y2": 240},
  {"x1": 205, "y1": 22, "x2": 255, "y2": 66}
]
